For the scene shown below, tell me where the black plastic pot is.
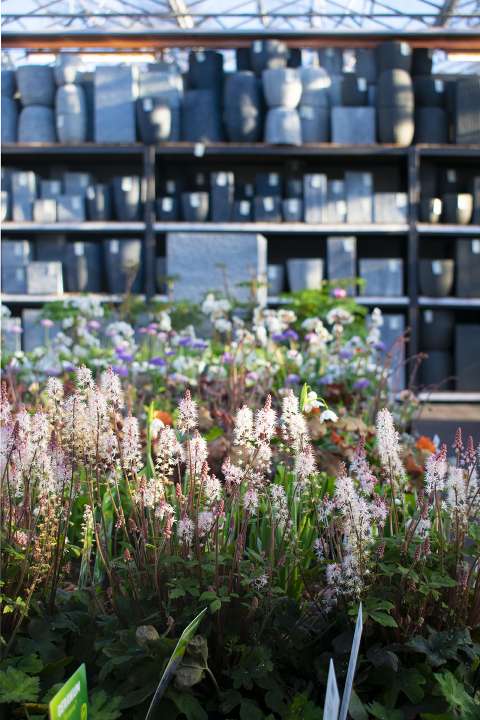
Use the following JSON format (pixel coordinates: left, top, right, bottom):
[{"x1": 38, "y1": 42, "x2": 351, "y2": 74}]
[
  {"x1": 255, "y1": 172, "x2": 282, "y2": 197},
  {"x1": 413, "y1": 76, "x2": 445, "y2": 107},
  {"x1": 419, "y1": 197, "x2": 443, "y2": 224},
  {"x1": 419, "y1": 259, "x2": 455, "y2": 297},
  {"x1": 103, "y1": 239, "x2": 143, "y2": 294},
  {"x1": 136, "y1": 98, "x2": 171, "y2": 143},
  {"x1": 113, "y1": 176, "x2": 141, "y2": 221},
  {"x1": 354, "y1": 48, "x2": 377, "y2": 82},
  {"x1": 66, "y1": 241, "x2": 102, "y2": 292},
  {"x1": 377, "y1": 105, "x2": 414, "y2": 145},
  {"x1": 250, "y1": 40, "x2": 289, "y2": 76},
  {"x1": 455, "y1": 238, "x2": 480, "y2": 298},
  {"x1": 181, "y1": 192, "x2": 209, "y2": 222},
  {"x1": 420, "y1": 309, "x2": 454, "y2": 351},
  {"x1": 377, "y1": 69, "x2": 414, "y2": 108},
  {"x1": 86, "y1": 184, "x2": 112, "y2": 221},
  {"x1": 442, "y1": 193, "x2": 473, "y2": 224},
  {"x1": 341, "y1": 74, "x2": 368, "y2": 106},
  {"x1": 455, "y1": 324, "x2": 480, "y2": 391},
  {"x1": 420, "y1": 351, "x2": 453, "y2": 389}
]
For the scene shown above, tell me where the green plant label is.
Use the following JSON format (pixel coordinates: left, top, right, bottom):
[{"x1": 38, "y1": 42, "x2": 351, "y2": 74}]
[
  {"x1": 145, "y1": 607, "x2": 207, "y2": 720},
  {"x1": 339, "y1": 603, "x2": 363, "y2": 720},
  {"x1": 49, "y1": 664, "x2": 88, "y2": 720},
  {"x1": 323, "y1": 658, "x2": 340, "y2": 720}
]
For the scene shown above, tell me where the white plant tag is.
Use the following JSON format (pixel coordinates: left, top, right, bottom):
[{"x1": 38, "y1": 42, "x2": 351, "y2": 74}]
[
  {"x1": 400, "y1": 42, "x2": 410, "y2": 56},
  {"x1": 86, "y1": 186, "x2": 95, "y2": 200},
  {"x1": 166, "y1": 180, "x2": 175, "y2": 194},
  {"x1": 339, "y1": 604, "x2": 363, "y2": 720},
  {"x1": 434, "y1": 79, "x2": 444, "y2": 93},
  {"x1": 269, "y1": 173, "x2": 279, "y2": 187},
  {"x1": 312, "y1": 175, "x2": 322, "y2": 189},
  {"x1": 343, "y1": 238, "x2": 354, "y2": 251},
  {"x1": 323, "y1": 659, "x2": 340, "y2": 720},
  {"x1": 110, "y1": 240, "x2": 120, "y2": 254},
  {"x1": 122, "y1": 178, "x2": 133, "y2": 191},
  {"x1": 447, "y1": 169, "x2": 456, "y2": 183},
  {"x1": 472, "y1": 239, "x2": 480, "y2": 254},
  {"x1": 253, "y1": 41, "x2": 262, "y2": 53},
  {"x1": 425, "y1": 310, "x2": 433, "y2": 323},
  {"x1": 390, "y1": 316, "x2": 401, "y2": 330},
  {"x1": 74, "y1": 242, "x2": 84, "y2": 256},
  {"x1": 216, "y1": 172, "x2": 227, "y2": 187},
  {"x1": 433, "y1": 198, "x2": 442, "y2": 214},
  {"x1": 143, "y1": 98, "x2": 153, "y2": 112},
  {"x1": 357, "y1": 77, "x2": 367, "y2": 92},
  {"x1": 338, "y1": 200, "x2": 347, "y2": 217},
  {"x1": 432, "y1": 260, "x2": 442, "y2": 275},
  {"x1": 190, "y1": 193, "x2": 200, "y2": 208},
  {"x1": 264, "y1": 197, "x2": 274, "y2": 212},
  {"x1": 300, "y1": 106, "x2": 314, "y2": 119},
  {"x1": 162, "y1": 197, "x2": 173, "y2": 212},
  {"x1": 193, "y1": 143, "x2": 205, "y2": 157},
  {"x1": 389, "y1": 259, "x2": 398, "y2": 271},
  {"x1": 240, "y1": 201, "x2": 250, "y2": 216},
  {"x1": 197, "y1": 51, "x2": 205, "y2": 62}
]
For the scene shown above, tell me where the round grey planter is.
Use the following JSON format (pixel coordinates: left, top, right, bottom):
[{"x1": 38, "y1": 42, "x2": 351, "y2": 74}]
[
  {"x1": 377, "y1": 105, "x2": 414, "y2": 145},
  {"x1": 421, "y1": 310, "x2": 454, "y2": 351},
  {"x1": 86, "y1": 184, "x2": 112, "y2": 221},
  {"x1": 1, "y1": 69, "x2": 16, "y2": 98},
  {"x1": 136, "y1": 99, "x2": 171, "y2": 143},
  {"x1": 181, "y1": 192, "x2": 209, "y2": 222},
  {"x1": 377, "y1": 70, "x2": 414, "y2": 108},
  {"x1": 224, "y1": 71, "x2": 260, "y2": 109},
  {"x1": 56, "y1": 84, "x2": 87, "y2": 143},
  {"x1": 412, "y1": 49, "x2": 434, "y2": 76},
  {"x1": 418, "y1": 259, "x2": 455, "y2": 297},
  {"x1": 188, "y1": 50, "x2": 224, "y2": 90},
  {"x1": 376, "y1": 41, "x2": 412, "y2": 73},
  {"x1": 66, "y1": 242, "x2": 102, "y2": 292},
  {"x1": 18, "y1": 106, "x2": 56, "y2": 142},
  {"x1": 287, "y1": 258, "x2": 324, "y2": 291},
  {"x1": 250, "y1": 40, "x2": 289, "y2": 76},
  {"x1": 299, "y1": 105, "x2": 329, "y2": 142},
  {"x1": 224, "y1": 106, "x2": 262, "y2": 142},
  {"x1": 181, "y1": 90, "x2": 223, "y2": 142},
  {"x1": 419, "y1": 197, "x2": 443, "y2": 224},
  {"x1": 265, "y1": 107, "x2": 301, "y2": 145},
  {"x1": 282, "y1": 198, "x2": 304, "y2": 222},
  {"x1": 1, "y1": 98, "x2": 18, "y2": 142},
  {"x1": 420, "y1": 351, "x2": 453, "y2": 389},
  {"x1": 300, "y1": 67, "x2": 330, "y2": 107},
  {"x1": 16, "y1": 65, "x2": 55, "y2": 107},
  {"x1": 267, "y1": 264, "x2": 285, "y2": 295},
  {"x1": 262, "y1": 68, "x2": 302, "y2": 108},
  {"x1": 55, "y1": 54, "x2": 83, "y2": 85},
  {"x1": 103, "y1": 239, "x2": 143, "y2": 294},
  {"x1": 442, "y1": 193, "x2": 473, "y2": 225},
  {"x1": 413, "y1": 76, "x2": 445, "y2": 107},
  {"x1": 414, "y1": 107, "x2": 448, "y2": 144},
  {"x1": 112, "y1": 176, "x2": 141, "y2": 221}
]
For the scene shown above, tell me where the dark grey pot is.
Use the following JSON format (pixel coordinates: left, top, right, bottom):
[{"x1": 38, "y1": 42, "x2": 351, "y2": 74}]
[
  {"x1": 455, "y1": 324, "x2": 480, "y2": 391},
  {"x1": 1, "y1": 69, "x2": 16, "y2": 98},
  {"x1": 442, "y1": 193, "x2": 473, "y2": 225},
  {"x1": 299, "y1": 105, "x2": 329, "y2": 142},
  {"x1": 377, "y1": 69, "x2": 414, "y2": 108},
  {"x1": 188, "y1": 51, "x2": 223, "y2": 91},
  {"x1": 156, "y1": 196, "x2": 178, "y2": 221},
  {"x1": 103, "y1": 239, "x2": 143, "y2": 294},
  {"x1": 414, "y1": 107, "x2": 448, "y2": 144},
  {"x1": 354, "y1": 49, "x2": 377, "y2": 82},
  {"x1": 267, "y1": 264, "x2": 285, "y2": 294},
  {"x1": 232, "y1": 199, "x2": 252, "y2": 221},
  {"x1": 181, "y1": 90, "x2": 223, "y2": 142},
  {"x1": 262, "y1": 68, "x2": 302, "y2": 109},
  {"x1": 455, "y1": 238, "x2": 480, "y2": 298},
  {"x1": 376, "y1": 41, "x2": 412, "y2": 73},
  {"x1": 300, "y1": 67, "x2": 330, "y2": 107},
  {"x1": 181, "y1": 192, "x2": 209, "y2": 222},
  {"x1": 413, "y1": 76, "x2": 445, "y2": 107},
  {"x1": 253, "y1": 195, "x2": 282, "y2": 222},
  {"x1": 282, "y1": 198, "x2": 303, "y2": 222},
  {"x1": 418, "y1": 259, "x2": 454, "y2": 297},
  {"x1": 287, "y1": 258, "x2": 324, "y2": 291},
  {"x1": 1, "y1": 97, "x2": 18, "y2": 142},
  {"x1": 317, "y1": 48, "x2": 344, "y2": 75},
  {"x1": 264, "y1": 107, "x2": 301, "y2": 145},
  {"x1": 250, "y1": 40, "x2": 289, "y2": 76},
  {"x1": 224, "y1": 106, "x2": 262, "y2": 142},
  {"x1": 377, "y1": 105, "x2": 414, "y2": 145},
  {"x1": 113, "y1": 176, "x2": 141, "y2": 221},
  {"x1": 420, "y1": 309, "x2": 454, "y2": 351},
  {"x1": 420, "y1": 351, "x2": 453, "y2": 389},
  {"x1": 255, "y1": 172, "x2": 282, "y2": 196},
  {"x1": 18, "y1": 106, "x2": 56, "y2": 142},
  {"x1": 412, "y1": 49, "x2": 434, "y2": 76},
  {"x1": 86, "y1": 184, "x2": 112, "y2": 221},
  {"x1": 65, "y1": 241, "x2": 102, "y2": 292},
  {"x1": 419, "y1": 197, "x2": 443, "y2": 223},
  {"x1": 341, "y1": 74, "x2": 368, "y2": 106},
  {"x1": 136, "y1": 98, "x2": 171, "y2": 143},
  {"x1": 16, "y1": 65, "x2": 55, "y2": 106}
]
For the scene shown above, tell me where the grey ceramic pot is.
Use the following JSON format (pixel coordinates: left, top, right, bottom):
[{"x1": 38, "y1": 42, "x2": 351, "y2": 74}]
[
  {"x1": 376, "y1": 41, "x2": 412, "y2": 73},
  {"x1": 377, "y1": 69, "x2": 414, "y2": 109},
  {"x1": 112, "y1": 176, "x2": 141, "y2": 221},
  {"x1": 420, "y1": 309, "x2": 454, "y2": 351},
  {"x1": 418, "y1": 259, "x2": 455, "y2": 297},
  {"x1": 16, "y1": 65, "x2": 55, "y2": 106},
  {"x1": 377, "y1": 105, "x2": 414, "y2": 145},
  {"x1": 264, "y1": 107, "x2": 301, "y2": 145},
  {"x1": 414, "y1": 107, "x2": 448, "y2": 144},
  {"x1": 1, "y1": 97, "x2": 18, "y2": 143},
  {"x1": 262, "y1": 68, "x2": 302, "y2": 109},
  {"x1": 181, "y1": 192, "x2": 209, "y2": 222},
  {"x1": 86, "y1": 184, "x2": 112, "y2": 221},
  {"x1": 1, "y1": 69, "x2": 16, "y2": 98},
  {"x1": 300, "y1": 67, "x2": 330, "y2": 107},
  {"x1": 18, "y1": 106, "x2": 56, "y2": 142},
  {"x1": 56, "y1": 84, "x2": 87, "y2": 142},
  {"x1": 299, "y1": 105, "x2": 329, "y2": 142},
  {"x1": 287, "y1": 258, "x2": 324, "y2": 291},
  {"x1": 442, "y1": 193, "x2": 473, "y2": 225},
  {"x1": 419, "y1": 197, "x2": 443, "y2": 224},
  {"x1": 267, "y1": 264, "x2": 285, "y2": 295}
]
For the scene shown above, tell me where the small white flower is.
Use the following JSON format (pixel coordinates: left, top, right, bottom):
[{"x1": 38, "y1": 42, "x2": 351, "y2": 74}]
[{"x1": 320, "y1": 409, "x2": 338, "y2": 423}]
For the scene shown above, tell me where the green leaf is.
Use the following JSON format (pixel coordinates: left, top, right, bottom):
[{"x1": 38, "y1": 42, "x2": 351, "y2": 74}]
[
  {"x1": 205, "y1": 427, "x2": 224, "y2": 442},
  {"x1": 209, "y1": 599, "x2": 222, "y2": 613},
  {"x1": 90, "y1": 689, "x2": 123, "y2": 720},
  {"x1": 434, "y1": 671, "x2": 478, "y2": 719},
  {"x1": 368, "y1": 611, "x2": 398, "y2": 628},
  {"x1": 168, "y1": 689, "x2": 208, "y2": 720},
  {"x1": 240, "y1": 699, "x2": 265, "y2": 720},
  {"x1": 400, "y1": 668, "x2": 426, "y2": 703},
  {"x1": 348, "y1": 690, "x2": 368, "y2": 720},
  {"x1": 366, "y1": 701, "x2": 403, "y2": 720},
  {"x1": 0, "y1": 667, "x2": 40, "y2": 703},
  {"x1": 169, "y1": 588, "x2": 186, "y2": 599}
]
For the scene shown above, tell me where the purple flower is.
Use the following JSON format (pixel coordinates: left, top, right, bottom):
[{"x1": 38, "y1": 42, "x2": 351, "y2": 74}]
[
  {"x1": 284, "y1": 329, "x2": 299, "y2": 341},
  {"x1": 246, "y1": 371, "x2": 259, "y2": 382},
  {"x1": 120, "y1": 353, "x2": 134, "y2": 363},
  {"x1": 286, "y1": 373, "x2": 300, "y2": 385},
  {"x1": 112, "y1": 365, "x2": 129, "y2": 377},
  {"x1": 375, "y1": 341, "x2": 386, "y2": 352},
  {"x1": 272, "y1": 333, "x2": 285, "y2": 342},
  {"x1": 139, "y1": 327, "x2": 148, "y2": 335},
  {"x1": 178, "y1": 337, "x2": 193, "y2": 347},
  {"x1": 45, "y1": 367, "x2": 61, "y2": 376},
  {"x1": 88, "y1": 320, "x2": 101, "y2": 330},
  {"x1": 339, "y1": 349, "x2": 353, "y2": 360},
  {"x1": 353, "y1": 378, "x2": 370, "y2": 390},
  {"x1": 149, "y1": 356, "x2": 166, "y2": 367},
  {"x1": 222, "y1": 352, "x2": 234, "y2": 365},
  {"x1": 9, "y1": 325, "x2": 23, "y2": 335},
  {"x1": 319, "y1": 374, "x2": 334, "y2": 385},
  {"x1": 165, "y1": 350, "x2": 176, "y2": 357},
  {"x1": 192, "y1": 340, "x2": 208, "y2": 350},
  {"x1": 63, "y1": 363, "x2": 75, "y2": 373}
]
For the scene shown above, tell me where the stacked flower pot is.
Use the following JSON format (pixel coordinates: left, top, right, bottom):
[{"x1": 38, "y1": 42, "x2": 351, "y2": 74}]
[
  {"x1": 376, "y1": 41, "x2": 415, "y2": 145},
  {"x1": 16, "y1": 64, "x2": 57, "y2": 142},
  {"x1": 55, "y1": 54, "x2": 88, "y2": 143},
  {"x1": 263, "y1": 68, "x2": 302, "y2": 145}
]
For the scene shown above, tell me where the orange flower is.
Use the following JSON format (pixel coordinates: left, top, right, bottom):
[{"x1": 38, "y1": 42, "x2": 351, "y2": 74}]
[
  {"x1": 155, "y1": 410, "x2": 173, "y2": 426},
  {"x1": 330, "y1": 430, "x2": 343, "y2": 445},
  {"x1": 416, "y1": 435, "x2": 436, "y2": 453}
]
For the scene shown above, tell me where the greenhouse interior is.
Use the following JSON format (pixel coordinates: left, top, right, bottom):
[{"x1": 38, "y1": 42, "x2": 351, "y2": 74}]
[{"x1": 1, "y1": 1, "x2": 480, "y2": 718}]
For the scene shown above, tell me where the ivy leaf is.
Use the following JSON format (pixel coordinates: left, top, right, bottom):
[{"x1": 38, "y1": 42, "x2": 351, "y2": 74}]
[
  {"x1": 0, "y1": 667, "x2": 40, "y2": 703},
  {"x1": 90, "y1": 689, "x2": 123, "y2": 720},
  {"x1": 368, "y1": 611, "x2": 398, "y2": 628}
]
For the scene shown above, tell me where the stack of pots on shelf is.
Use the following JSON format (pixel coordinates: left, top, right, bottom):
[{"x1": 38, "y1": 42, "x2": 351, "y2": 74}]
[
  {"x1": 419, "y1": 168, "x2": 475, "y2": 225},
  {"x1": 1, "y1": 69, "x2": 18, "y2": 143},
  {"x1": 55, "y1": 54, "x2": 88, "y2": 143},
  {"x1": 137, "y1": 65, "x2": 183, "y2": 143},
  {"x1": 182, "y1": 51, "x2": 224, "y2": 142},
  {"x1": 263, "y1": 66, "x2": 302, "y2": 145},
  {"x1": 299, "y1": 67, "x2": 330, "y2": 142},
  {"x1": 420, "y1": 308, "x2": 454, "y2": 389},
  {"x1": 413, "y1": 78, "x2": 448, "y2": 144},
  {"x1": 16, "y1": 64, "x2": 57, "y2": 142},
  {"x1": 223, "y1": 72, "x2": 262, "y2": 142},
  {"x1": 376, "y1": 41, "x2": 415, "y2": 145}
]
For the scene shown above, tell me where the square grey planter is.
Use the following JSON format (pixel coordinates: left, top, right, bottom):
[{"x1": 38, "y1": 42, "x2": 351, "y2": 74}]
[
  {"x1": 103, "y1": 239, "x2": 143, "y2": 294},
  {"x1": 287, "y1": 258, "x2": 323, "y2": 291},
  {"x1": 327, "y1": 236, "x2": 356, "y2": 291},
  {"x1": 303, "y1": 174, "x2": 327, "y2": 224},
  {"x1": 2, "y1": 240, "x2": 32, "y2": 267},
  {"x1": 359, "y1": 258, "x2": 404, "y2": 296},
  {"x1": 40, "y1": 179, "x2": 63, "y2": 199},
  {"x1": 455, "y1": 324, "x2": 480, "y2": 391},
  {"x1": 33, "y1": 199, "x2": 57, "y2": 224},
  {"x1": 94, "y1": 66, "x2": 136, "y2": 143},
  {"x1": 253, "y1": 196, "x2": 282, "y2": 222},
  {"x1": 1, "y1": 265, "x2": 28, "y2": 293},
  {"x1": 63, "y1": 172, "x2": 92, "y2": 196},
  {"x1": 455, "y1": 239, "x2": 480, "y2": 297},
  {"x1": 282, "y1": 198, "x2": 303, "y2": 222},
  {"x1": 26, "y1": 261, "x2": 63, "y2": 294},
  {"x1": 57, "y1": 195, "x2": 85, "y2": 223},
  {"x1": 36, "y1": 235, "x2": 67, "y2": 262},
  {"x1": 326, "y1": 180, "x2": 347, "y2": 223},
  {"x1": 267, "y1": 264, "x2": 285, "y2": 295},
  {"x1": 65, "y1": 241, "x2": 103, "y2": 292},
  {"x1": 331, "y1": 107, "x2": 375, "y2": 144},
  {"x1": 345, "y1": 172, "x2": 374, "y2": 224},
  {"x1": 421, "y1": 309, "x2": 454, "y2": 351},
  {"x1": 374, "y1": 193, "x2": 408, "y2": 223}
]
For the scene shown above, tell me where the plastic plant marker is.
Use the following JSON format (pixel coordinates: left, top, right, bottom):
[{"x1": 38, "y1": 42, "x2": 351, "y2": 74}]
[
  {"x1": 323, "y1": 659, "x2": 340, "y2": 720},
  {"x1": 145, "y1": 607, "x2": 207, "y2": 720},
  {"x1": 339, "y1": 603, "x2": 363, "y2": 720},
  {"x1": 49, "y1": 664, "x2": 88, "y2": 720}
]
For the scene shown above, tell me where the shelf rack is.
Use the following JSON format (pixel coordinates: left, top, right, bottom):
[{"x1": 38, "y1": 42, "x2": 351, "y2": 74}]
[{"x1": 2, "y1": 142, "x2": 480, "y2": 398}]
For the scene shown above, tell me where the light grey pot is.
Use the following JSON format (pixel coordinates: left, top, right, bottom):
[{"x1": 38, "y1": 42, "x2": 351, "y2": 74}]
[
  {"x1": 287, "y1": 258, "x2": 324, "y2": 291},
  {"x1": 265, "y1": 108, "x2": 302, "y2": 145},
  {"x1": 300, "y1": 67, "x2": 331, "y2": 107},
  {"x1": 55, "y1": 54, "x2": 83, "y2": 85},
  {"x1": 262, "y1": 68, "x2": 302, "y2": 108},
  {"x1": 16, "y1": 65, "x2": 55, "y2": 107},
  {"x1": 18, "y1": 106, "x2": 56, "y2": 142},
  {"x1": 299, "y1": 105, "x2": 329, "y2": 142},
  {"x1": 267, "y1": 264, "x2": 285, "y2": 295},
  {"x1": 1, "y1": 97, "x2": 18, "y2": 142}
]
